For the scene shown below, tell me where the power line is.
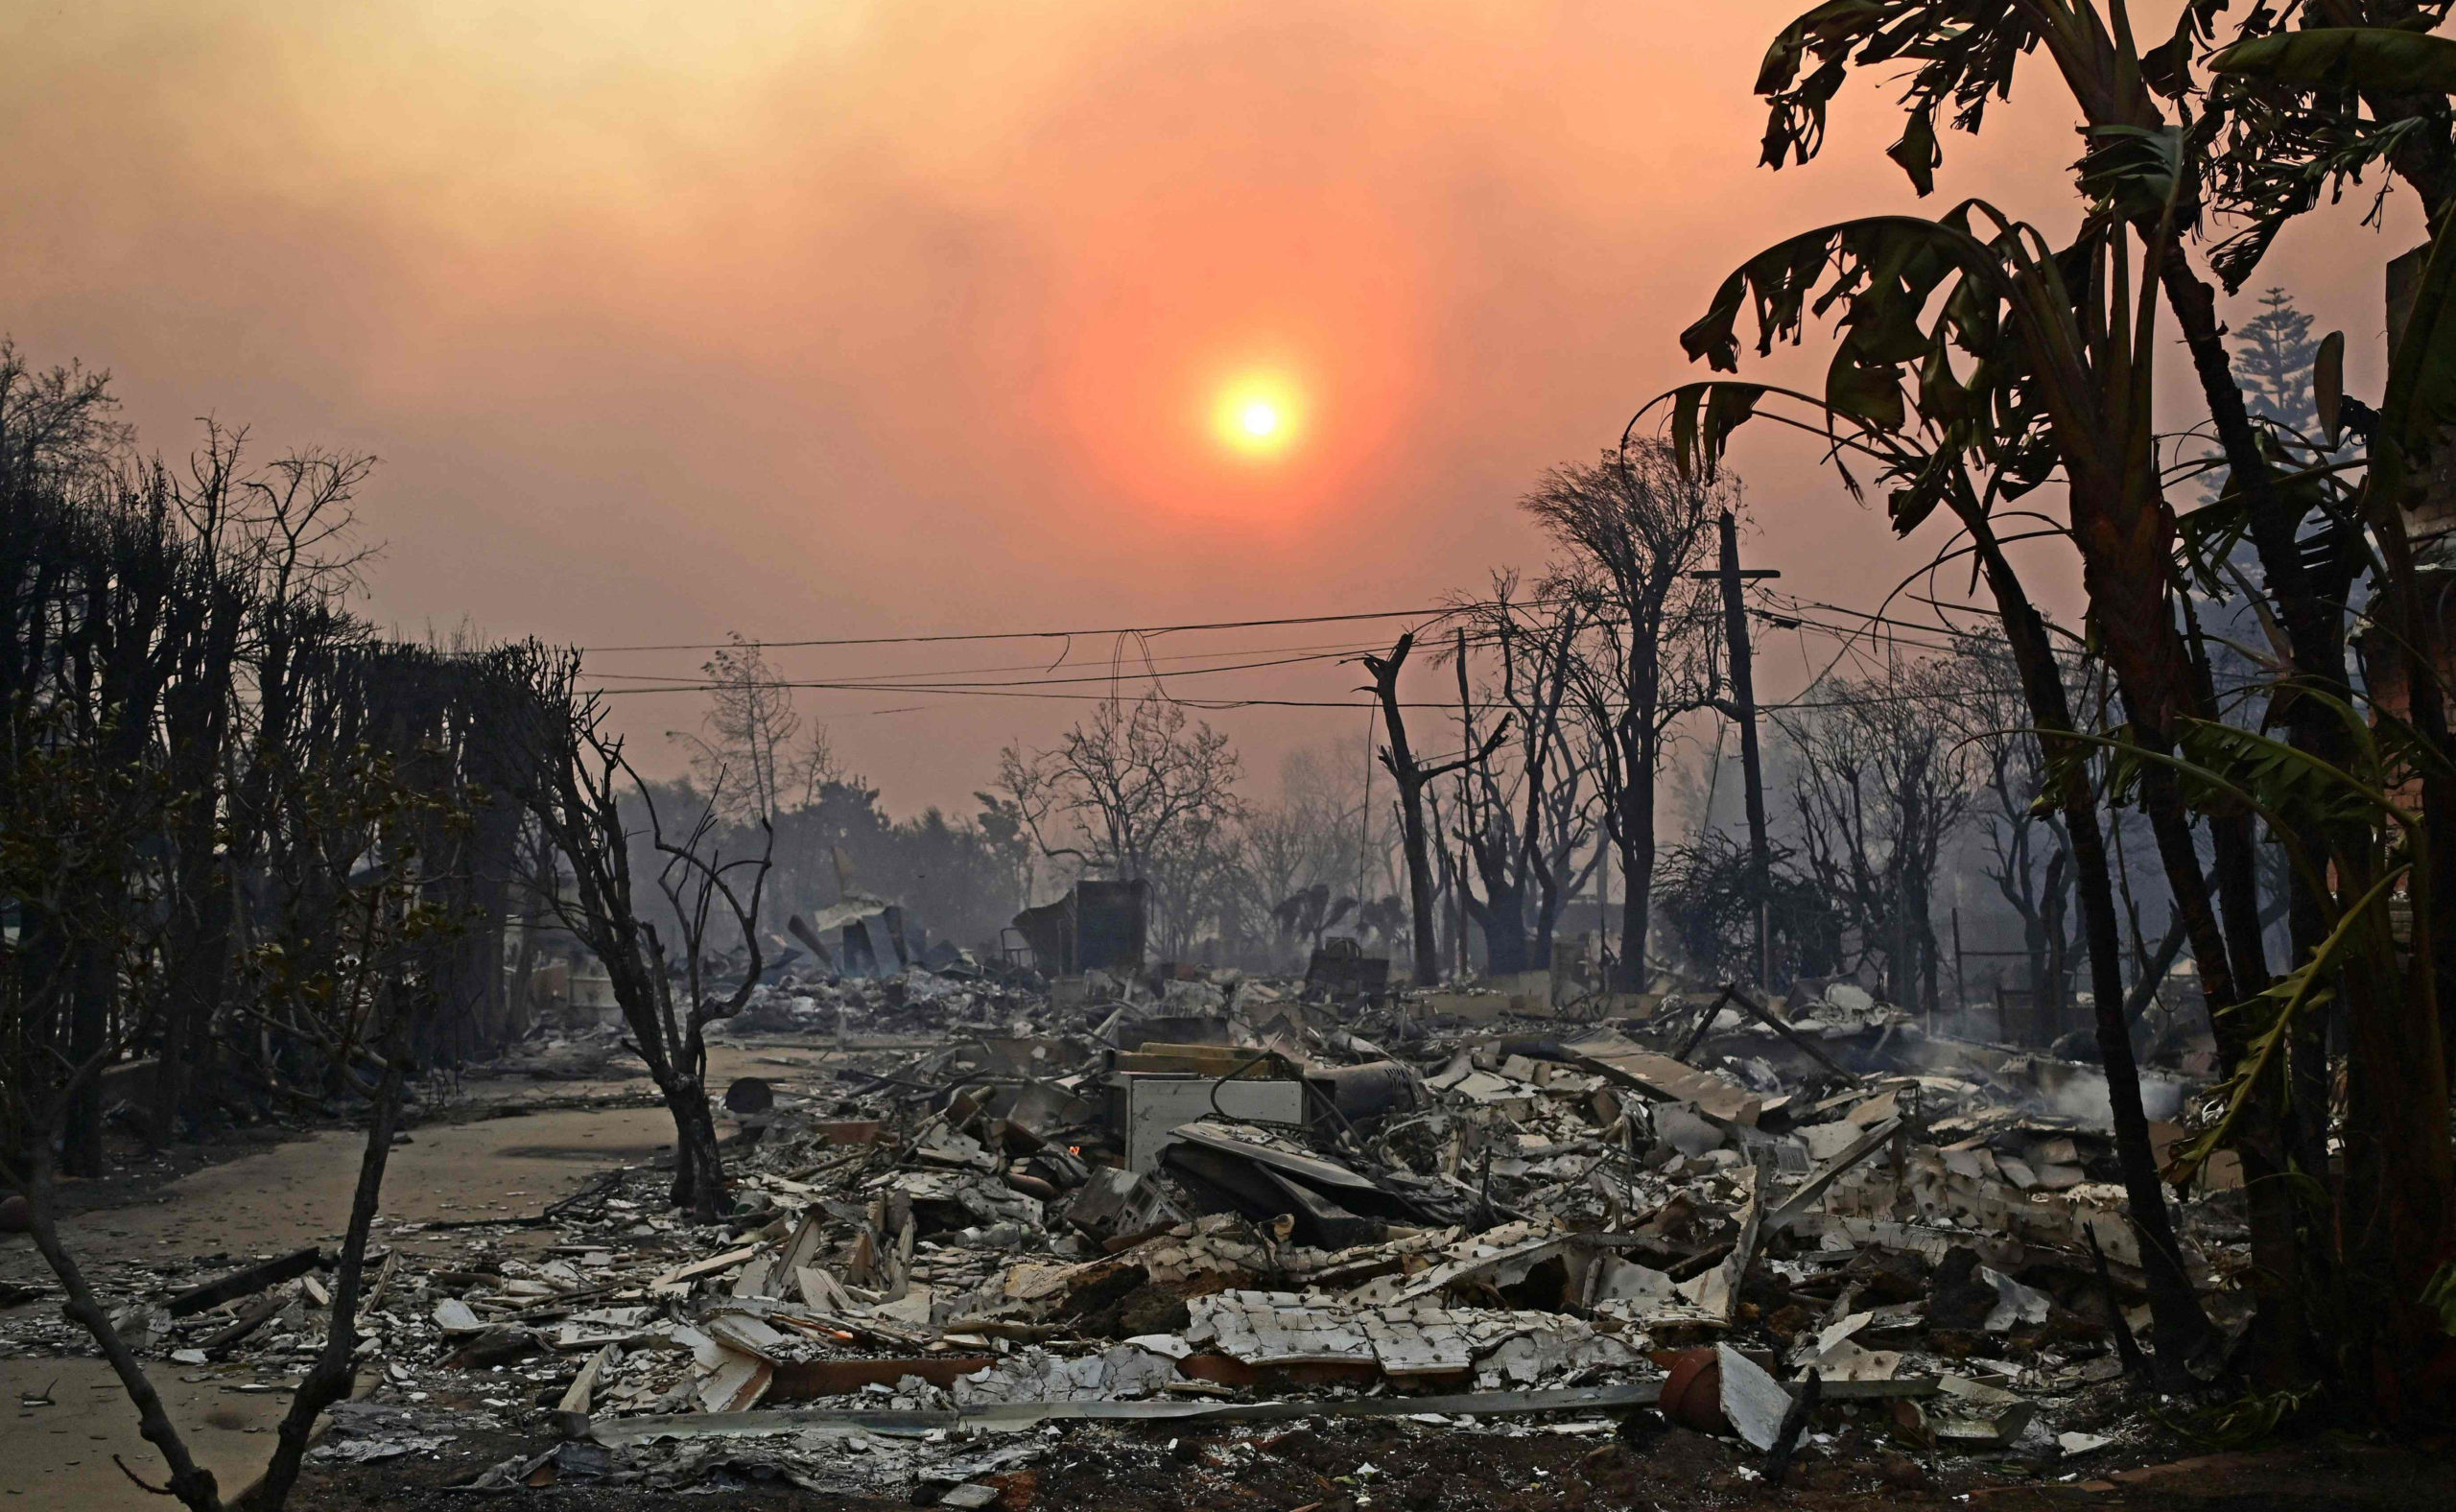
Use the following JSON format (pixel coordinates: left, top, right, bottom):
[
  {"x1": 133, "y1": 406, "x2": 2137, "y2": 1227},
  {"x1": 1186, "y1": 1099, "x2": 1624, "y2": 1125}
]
[
  {"x1": 589, "y1": 681, "x2": 1485, "y2": 711},
  {"x1": 599, "y1": 602, "x2": 1914, "y2": 700},
  {"x1": 593, "y1": 648, "x2": 1390, "y2": 696},
  {"x1": 580, "y1": 634, "x2": 1411, "y2": 685},
  {"x1": 580, "y1": 581, "x2": 2053, "y2": 717},
  {"x1": 582, "y1": 626, "x2": 1532, "y2": 704},
  {"x1": 1759, "y1": 610, "x2": 1971, "y2": 658},
  {"x1": 579, "y1": 604, "x2": 1472, "y2": 655},
  {"x1": 1770, "y1": 593, "x2": 2003, "y2": 645},
  {"x1": 1762, "y1": 594, "x2": 2090, "y2": 668}
]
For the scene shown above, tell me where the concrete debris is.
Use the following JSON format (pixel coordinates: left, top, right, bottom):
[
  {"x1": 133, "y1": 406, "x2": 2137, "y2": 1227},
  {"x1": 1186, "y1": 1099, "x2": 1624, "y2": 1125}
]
[
  {"x1": 0, "y1": 961, "x2": 2256, "y2": 1494},
  {"x1": 952, "y1": 1340, "x2": 1184, "y2": 1402},
  {"x1": 1925, "y1": 1373, "x2": 2039, "y2": 1448}
]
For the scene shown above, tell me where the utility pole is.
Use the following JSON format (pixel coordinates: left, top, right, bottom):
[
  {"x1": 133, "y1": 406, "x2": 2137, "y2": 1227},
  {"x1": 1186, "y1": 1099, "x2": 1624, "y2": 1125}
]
[
  {"x1": 1598, "y1": 834, "x2": 1612, "y2": 990},
  {"x1": 1444, "y1": 839, "x2": 1463, "y2": 981},
  {"x1": 1691, "y1": 511, "x2": 1778, "y2": 989},
  {"x1": 1950, "y1": 906, "x2": 1965, "y2": 1039},
  {"x1": 1457, "y1": 627, "x2": 1475, "y2": 982}
]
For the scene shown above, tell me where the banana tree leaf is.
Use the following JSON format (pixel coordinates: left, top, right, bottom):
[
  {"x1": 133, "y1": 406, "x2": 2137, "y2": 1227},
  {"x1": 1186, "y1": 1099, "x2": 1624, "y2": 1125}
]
[
  {"x1": 2078, "y1": 124, "x2": 2184, "y2": 222},
  {"x1": 2209, "y1": 27, "x2": 2456, "y2": 95},
  {"x1": 1753, "y1": 0, "x2": 2050, "y2": 186},
  {"x1": 2163, "y1": 862, "x2": 2406, "y2": 1185},
  {"x1": 1887, "y1": 105, "x2": 1941, "y2": 196},
  {"x1": 1665, "y1": 381, "x2": 1770, "y2": 482},
  {"x1": 2173, "y1": 716, "x2": 2409, "y2": 840},
  {"x1": 1680, "y1": 213, "x2": 2008, "y2": 374}
]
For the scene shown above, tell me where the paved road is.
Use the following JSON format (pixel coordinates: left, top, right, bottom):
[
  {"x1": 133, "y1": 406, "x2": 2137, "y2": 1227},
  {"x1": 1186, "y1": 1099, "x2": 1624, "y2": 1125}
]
[{"x1": 0, "y1": 1046, "x2": 778, "y2": 1508}]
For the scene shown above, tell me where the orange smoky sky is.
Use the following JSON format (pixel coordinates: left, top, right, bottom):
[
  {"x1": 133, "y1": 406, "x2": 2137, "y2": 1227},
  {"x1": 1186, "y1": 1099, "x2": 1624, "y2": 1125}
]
[{"x1": 1, "y1": 1, "x2": 2421, "y2": 814}]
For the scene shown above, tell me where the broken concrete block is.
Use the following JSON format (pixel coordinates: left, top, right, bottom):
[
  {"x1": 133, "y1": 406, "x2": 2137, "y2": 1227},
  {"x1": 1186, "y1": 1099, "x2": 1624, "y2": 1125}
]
[
  {"x1": 431, "y1": 1297, "x2": 484, "y2": 1335},
  {"x1": 1979, "y1": 1265, "x2": 2053, "y2": 1333},
  {"x1": 1654, "y1": 1101, "x2": 1726, "y2": 1158}
]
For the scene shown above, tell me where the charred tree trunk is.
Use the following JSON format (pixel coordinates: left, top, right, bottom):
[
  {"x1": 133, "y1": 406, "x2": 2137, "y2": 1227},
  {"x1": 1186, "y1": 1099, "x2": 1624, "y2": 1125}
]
[
  {"x1": 1462, "y1": 874, "x2": 1530, "y2": 978},
  {"x1": 240, "y1": 995, "x2": 417, "y2": 1512},
  {"x1": 1365, "y1": 634, "x2": 1505, "y2": 988},
  {"x1": 2039, "y1": 848, "x2": 2073, "y2": 1033},
  {"x1": 2063, "y1": 418, "x2": 2314, "y2": 1375},
  {"x1": 664, "y1": 1076, "x2": 726, "y2": 1217},
  {"x1": 459, "y1": 793, "x2": 525, "y2": 1051},
  {"x1": 150, "y1": 558, "x2": 246, "y2": 1145},
  {"x1": 18, "y1": 1145, "x2": 224, "y2": 1512},
  {"x1": 153, "y1": 865, "x2": 233, "y2": 1145},
  {"x1": 1615, "y1": 721, "x2": 1659, "y2": 993},
  {"x1": 1960, "y1": 506, "x2": 2216, "y2": 1382},
  {"x1": 2354, "y1": 494, "x2": 2456, "y2": 1400},
  {"x1": 59, "y1": 942, "x2": 109, "y2": 1178},
  {"x1": 509, "y1": 650, "x2": 770, "y2": 1226},
  {"x1": 1368, "y1": 637, "x2": 1442, "y2": 989}
]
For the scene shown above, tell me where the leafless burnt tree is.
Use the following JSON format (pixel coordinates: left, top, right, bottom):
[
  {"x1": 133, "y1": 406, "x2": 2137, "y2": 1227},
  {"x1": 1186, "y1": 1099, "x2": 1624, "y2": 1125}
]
[
  {"x1": 1523, "y1": 441, "x2": 1726, "y2": 987},
  {"x1": 1362, "y1": 631, "x2": 1507, "y2": 985},
  {"x1": 1775, "y1": 654, "x2": 1984, "y2": 1014},
  {"x1": 1447, "y1": 579, "x2": 1603, "y2": 974},
  {"x1": 510, "y1": 650, "x2": 770, "y2": 1220}
]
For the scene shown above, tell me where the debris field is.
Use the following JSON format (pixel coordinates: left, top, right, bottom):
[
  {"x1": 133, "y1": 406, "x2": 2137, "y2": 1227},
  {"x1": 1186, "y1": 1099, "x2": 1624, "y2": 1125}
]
[{"x1": 0, "y1": 964, "x2": 2314, "y2": 1505}]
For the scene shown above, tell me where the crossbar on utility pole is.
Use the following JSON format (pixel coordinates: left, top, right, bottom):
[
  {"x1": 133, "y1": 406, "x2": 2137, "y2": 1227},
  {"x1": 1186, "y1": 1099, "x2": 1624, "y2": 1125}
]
[{"x1": 1690, "y1": 512, "x2": 1778, "y2": 989}]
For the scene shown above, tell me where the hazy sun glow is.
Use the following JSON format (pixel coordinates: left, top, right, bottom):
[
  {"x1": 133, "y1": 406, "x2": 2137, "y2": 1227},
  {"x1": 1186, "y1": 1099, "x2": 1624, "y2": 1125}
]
[{"x1": 1214, "y1": 375, "x2": 1301, "y2": 458}]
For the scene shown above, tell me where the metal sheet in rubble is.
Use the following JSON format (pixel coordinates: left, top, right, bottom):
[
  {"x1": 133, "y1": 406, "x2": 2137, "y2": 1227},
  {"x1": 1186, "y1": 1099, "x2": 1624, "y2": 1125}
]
[
  {"x1": 1165, "y1": 1121, "x2": 1382, "y2": 1192},
  {"x1": 1122, "y1": 1084, "x2": 1310, "y2": 1172}
]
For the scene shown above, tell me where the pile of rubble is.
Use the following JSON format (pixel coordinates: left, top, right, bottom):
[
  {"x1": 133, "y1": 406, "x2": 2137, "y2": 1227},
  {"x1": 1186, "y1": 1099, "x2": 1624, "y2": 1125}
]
[{"x1": 0, "y1": 964, "x2": 2250, "y2": 1499}]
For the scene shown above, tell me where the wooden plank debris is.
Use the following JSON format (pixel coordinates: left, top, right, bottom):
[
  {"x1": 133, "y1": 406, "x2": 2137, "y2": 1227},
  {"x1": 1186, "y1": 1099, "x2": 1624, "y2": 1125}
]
[
  {"x1": 164, "y1": 1246, "x2": 323, "y2": 1317},
  {"x1": 1719, "y1": 983, "x2": 1865, "y2": 1084},
  {"x1": 558, "y1": 1344, "x2": 616, "y2": 1415},
  {"x1": 1767, "y1": 1118, "x2": 1903, "y2": 1227},
  {"x1": 651, "y1": 1245, "x2": 760, "y2": 1291},
  {"x1": 1569, "y1": 1038, "x2": 1762, "y2": 1124}
]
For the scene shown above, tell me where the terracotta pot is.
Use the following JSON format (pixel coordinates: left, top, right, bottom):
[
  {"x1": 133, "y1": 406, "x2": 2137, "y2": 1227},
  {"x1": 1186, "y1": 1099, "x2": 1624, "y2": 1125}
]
[{"x1": 1658, "y1": 1347, "x2": 1727, "y2": 1433}]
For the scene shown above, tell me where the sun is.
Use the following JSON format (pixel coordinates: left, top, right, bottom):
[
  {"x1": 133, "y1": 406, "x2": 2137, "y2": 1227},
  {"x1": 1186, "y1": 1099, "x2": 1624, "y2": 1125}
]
[{"x1": 1213, "y1": 375, "x2": 1300, "y2": 458}]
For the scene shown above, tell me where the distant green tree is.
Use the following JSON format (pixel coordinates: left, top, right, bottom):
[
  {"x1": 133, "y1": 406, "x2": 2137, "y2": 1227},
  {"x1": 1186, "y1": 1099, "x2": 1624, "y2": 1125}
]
[
  {"x1": 2235, "y1": 288, "x2": 2323, "y2": 437},
  {"x1": 2202, "y1": 288, "x2": 2328, "y2": 503}
]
